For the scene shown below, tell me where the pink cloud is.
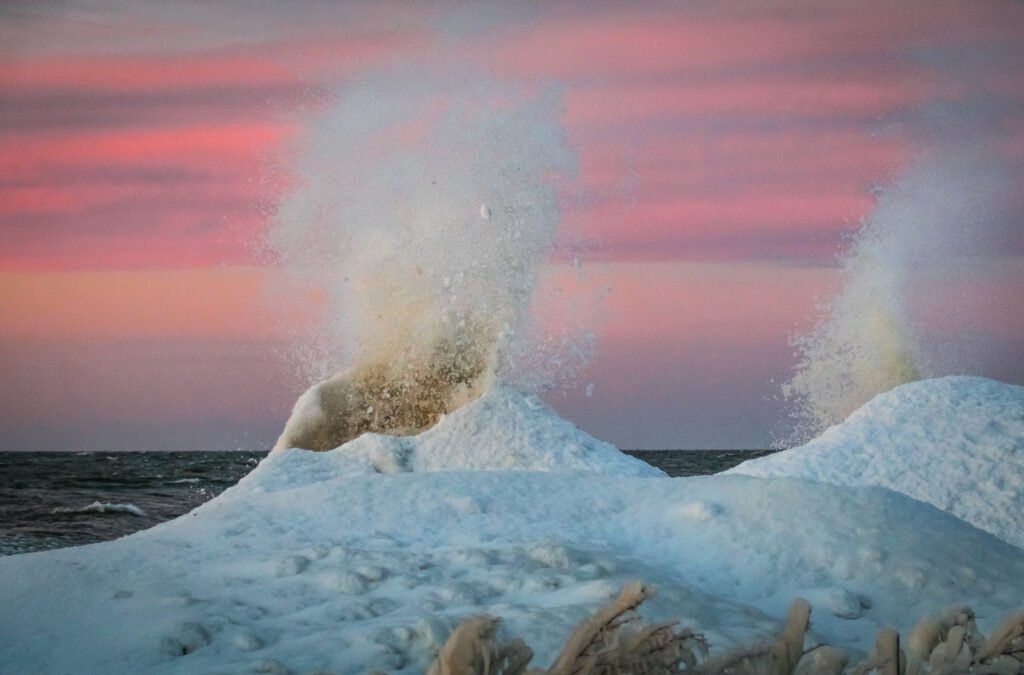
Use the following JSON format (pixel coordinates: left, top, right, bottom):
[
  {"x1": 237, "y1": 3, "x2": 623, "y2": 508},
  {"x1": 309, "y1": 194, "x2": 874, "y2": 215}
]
[{"x1": 1, "y1": 2, "x2": 1022, "y2": 450}]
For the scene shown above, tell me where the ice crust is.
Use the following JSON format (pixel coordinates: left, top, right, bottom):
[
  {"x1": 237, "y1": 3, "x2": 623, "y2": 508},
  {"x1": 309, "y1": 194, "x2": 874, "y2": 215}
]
[
  {"x1": 731, "y1": 376, "x2": 1024, "y2": 549},
  {"x1": 2, "y1": 379, "x2": 1022, "y2": 674}
]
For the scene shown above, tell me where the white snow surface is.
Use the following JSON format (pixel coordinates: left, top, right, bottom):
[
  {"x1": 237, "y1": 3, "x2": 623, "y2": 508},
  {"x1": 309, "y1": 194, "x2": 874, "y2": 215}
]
[
  {"x1": 730, "y1": 376, "x2": 1024, "y2": 549},
  {"x1": 2, "y1": 380, "x2": 1023, "y2": 674}
]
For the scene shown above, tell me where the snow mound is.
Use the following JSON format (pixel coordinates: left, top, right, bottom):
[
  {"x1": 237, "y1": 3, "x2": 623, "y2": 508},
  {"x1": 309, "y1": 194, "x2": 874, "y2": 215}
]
[
  {"x1": 731, "y1": 376, "x2": 1024, "y2": 548},
  {"x1": 268, "y1": 384, "x2": 662, "y2": 478},
  {"x1": 3, "y1": 468, "x2": 1023, "y2": 674}
]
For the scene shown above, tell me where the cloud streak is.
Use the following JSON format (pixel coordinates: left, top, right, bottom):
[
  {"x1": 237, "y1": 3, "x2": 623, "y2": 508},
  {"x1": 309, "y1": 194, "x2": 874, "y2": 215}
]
[{"x1": 1, "y1": 1, "x2": 1022, "y2": 448}]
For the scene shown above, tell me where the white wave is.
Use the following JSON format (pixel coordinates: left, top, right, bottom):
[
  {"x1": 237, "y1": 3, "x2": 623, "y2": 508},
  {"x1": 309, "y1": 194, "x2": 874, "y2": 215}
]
[{"x1": 53, "y1": 501, "x2": 148, "y2": 518}]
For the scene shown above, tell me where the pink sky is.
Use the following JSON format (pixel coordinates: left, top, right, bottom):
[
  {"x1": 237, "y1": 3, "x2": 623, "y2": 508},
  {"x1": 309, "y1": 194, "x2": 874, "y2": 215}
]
[{"x1": 1, "y1": 1, "x2": 1023, "y2": 449}]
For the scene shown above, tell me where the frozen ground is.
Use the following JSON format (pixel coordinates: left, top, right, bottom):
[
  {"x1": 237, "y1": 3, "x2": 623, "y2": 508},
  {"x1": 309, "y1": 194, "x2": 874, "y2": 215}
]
[
  {"x1": 731, "y1": 376, "x2": 1024, "y2": 549},
  {"x1": 2, "y1": 382, "x2": 1022, "y2": 673}
]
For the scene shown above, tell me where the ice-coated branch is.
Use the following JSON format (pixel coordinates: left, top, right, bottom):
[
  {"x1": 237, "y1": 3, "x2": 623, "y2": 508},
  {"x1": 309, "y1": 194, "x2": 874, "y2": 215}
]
[
  {"x1": 428, "y1": 582, "x2": 709, "y2": 675},
  {"x1": 425, "y1": 591, "x2": 1023, "y2": 675},
  {"x1": 427, "y1": 615, "x2": 536, "y2": 675},
  {"x1": 545, "y1": 581, "x2": 649, "y2": 674},
  {"x1": 793, "y1": 645, "x2": 849, "y2": 675},
  {"x1": 697, "y1": 598, "x2": 812, "y2": 675},
  {"x1": 975, "y1": 613, "x2": 1024, "y2": 664}
]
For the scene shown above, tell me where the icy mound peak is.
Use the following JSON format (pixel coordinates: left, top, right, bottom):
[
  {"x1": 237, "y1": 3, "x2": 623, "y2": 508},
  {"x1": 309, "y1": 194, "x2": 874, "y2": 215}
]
[
  {"x1": 267, "y1": 384, "x2": 662, "y2": 480},
  {"x1": 731, "y1": 376, "x2": 1024, "y2": 548}
]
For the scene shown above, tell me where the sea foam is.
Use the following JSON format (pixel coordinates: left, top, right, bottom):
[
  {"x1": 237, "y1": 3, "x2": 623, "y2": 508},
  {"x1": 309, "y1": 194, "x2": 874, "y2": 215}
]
[{"x1": 53, "y1": 501, "x2": 148, "y2": 518}]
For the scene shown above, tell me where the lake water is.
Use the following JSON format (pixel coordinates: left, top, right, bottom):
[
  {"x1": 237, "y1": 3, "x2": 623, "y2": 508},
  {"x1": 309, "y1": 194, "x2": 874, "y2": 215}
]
[{"x1": 0, "y1": 449, "x2": 774, "y2": 556}]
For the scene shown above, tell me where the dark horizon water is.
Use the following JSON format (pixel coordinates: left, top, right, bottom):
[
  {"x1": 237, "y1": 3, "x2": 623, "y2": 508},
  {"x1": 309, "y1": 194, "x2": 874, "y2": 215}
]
[{"x1": 0, "y1": 449, "x2": 774, "y2": 557}]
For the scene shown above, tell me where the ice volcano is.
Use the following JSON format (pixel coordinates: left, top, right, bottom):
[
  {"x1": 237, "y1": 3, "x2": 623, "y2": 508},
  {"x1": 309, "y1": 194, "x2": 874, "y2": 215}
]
[
  {"x1": 273, "y1": 384, "x2": 661, "y2": 476},
  {"x1": 268, "y1": 69, "x2": 582, "y2": 451},
  {"x1": 780, "y1": 147, "x2": 1017, "y2": 445},
  {"x1": 732, "y1": 376, "x2": 1024, "y2": 550},
  {"x1": 271, "y1": 323, "x2": 497, "y2": 452}
]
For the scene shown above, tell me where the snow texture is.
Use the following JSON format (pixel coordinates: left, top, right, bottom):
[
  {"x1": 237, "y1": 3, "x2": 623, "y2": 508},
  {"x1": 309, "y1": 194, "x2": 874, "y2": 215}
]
[
  {"x1": 1, "y1": 379, "x2": 1022, "y2": 674},
  {"x1": 731, "y1": 376, "x2": 1024, "y2": 549}
]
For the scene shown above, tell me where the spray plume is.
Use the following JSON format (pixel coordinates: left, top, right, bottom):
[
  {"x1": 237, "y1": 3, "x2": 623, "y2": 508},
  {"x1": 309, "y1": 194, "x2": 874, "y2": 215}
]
[
  {"x1": 267, "y1": 68, "x2": 578, "y2": 450},
  {"x1": 782, "y1": 147, "x2": 1012, "y2": 442}
]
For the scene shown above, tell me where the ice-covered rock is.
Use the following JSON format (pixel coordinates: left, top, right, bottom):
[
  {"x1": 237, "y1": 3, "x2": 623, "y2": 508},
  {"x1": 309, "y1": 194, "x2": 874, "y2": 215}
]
[{"x1": 730, "y1": 376, "x2": 1024, "y2": 548}]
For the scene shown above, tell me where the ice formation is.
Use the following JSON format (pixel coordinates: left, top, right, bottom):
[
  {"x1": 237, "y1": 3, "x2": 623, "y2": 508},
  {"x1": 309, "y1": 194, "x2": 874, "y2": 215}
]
[
  {"x1": 3, "y1": 380, "x2": 1024, "y2": 672},
  {"x1": 732, "y1": 376, "x2": 1024, "y2": 549}
]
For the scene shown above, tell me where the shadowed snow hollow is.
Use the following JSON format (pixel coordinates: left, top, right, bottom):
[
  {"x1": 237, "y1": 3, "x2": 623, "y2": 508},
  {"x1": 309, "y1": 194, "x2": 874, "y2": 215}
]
[
  {"x1": 730, "y1": 376, "x2": 1024, "y2": 548},
  {"x1": 270, "y1": 384, "x2": 662, "y2": 477}
]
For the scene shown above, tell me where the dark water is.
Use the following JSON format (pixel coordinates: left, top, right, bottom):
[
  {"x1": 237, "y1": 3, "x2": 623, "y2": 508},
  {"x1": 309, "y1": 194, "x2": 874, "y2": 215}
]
[
  {"x1": 0, "y1": 452, "x2": 263, "y2": 556},
  {"x1": 627, "y1": 449, "x2": 776, "y2": 478},
  {"x1": 0, "y1": 449, "x2": 773, "y2": 557}
]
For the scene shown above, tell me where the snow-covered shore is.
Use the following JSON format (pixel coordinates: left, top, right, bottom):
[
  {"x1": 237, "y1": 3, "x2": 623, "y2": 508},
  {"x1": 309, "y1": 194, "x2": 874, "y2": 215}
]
[{"x1": 1, "y1": 380, "x2": 1022, "y2": 673}]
